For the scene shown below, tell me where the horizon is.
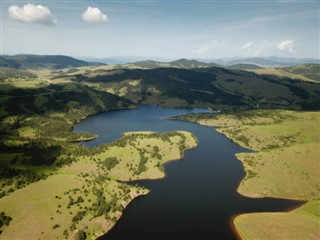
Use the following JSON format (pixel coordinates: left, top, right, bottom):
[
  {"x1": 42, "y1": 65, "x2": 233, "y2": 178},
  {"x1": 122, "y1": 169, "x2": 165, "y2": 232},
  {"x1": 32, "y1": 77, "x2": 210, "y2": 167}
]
[
  {"x1": 1, "y1": 1, "x2": 319, "y2": 59},
  {"x1": 1, "y1": 53, "x2": 319, "y2": 62}
]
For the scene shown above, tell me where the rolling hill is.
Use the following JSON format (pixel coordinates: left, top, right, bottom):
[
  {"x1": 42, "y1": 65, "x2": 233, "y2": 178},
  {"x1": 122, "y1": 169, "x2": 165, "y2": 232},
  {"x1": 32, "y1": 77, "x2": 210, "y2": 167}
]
[
  {"x1": 71, "y1": 66, "x2": 320, "y2": 110},
  {"x1": 168, "y1": 58, "x2": 220, "y2": 68},
  {"x1": 0, "y1": 83, "x2": 133, "y2": 121},
  {"x1": 227, "y1": 64, "x2": 264, "y2": 70},
  {"x1": 0, "y1": 67, "x2": 37, "y2": 81},
  {"x1": 249, "y1": 64, "x2": 320, "y2": 83},
  {"x1": 126, "y1": 58, "x2": 220, "y2": 69},
  {"x1": 0, "y1": 55, "x2": 103, "y2": 70},
  {"x1": 213, "y1": 57, "x2": 320, "y2": 68},
  {"x1": 281, "y1": 64, "x2": 320, "y2": 82}
]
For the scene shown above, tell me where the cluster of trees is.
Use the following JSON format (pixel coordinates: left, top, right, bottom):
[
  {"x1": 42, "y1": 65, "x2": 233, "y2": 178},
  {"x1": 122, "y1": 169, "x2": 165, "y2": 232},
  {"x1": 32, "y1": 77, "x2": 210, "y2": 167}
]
[
  {"x1": 0, "y1": 168, "x2": 46, "y2": 198},
  {"x1": 68, "y1": 196, "x2": 84, "y2": 209},
  {"x1": 92, "y1": 188, "x2": 122, "y2": 219},
  {"x1": 72, "y1": 211, "x2": 86, "y2": 222},
  {"x1": 0, "y1": 67, "x2": 37, "y2": 82},
  {"x1": 0, "y1": 211, "x2": 12, "y2": 232},
  {"x1": 22, "y1": 141, "x2": 62, "y2": 165},
  {"x1": 102, "y1": 157, "x2": 119, "y2": 170},
  {"x1": 134, "y1": 148, "x2": 148, "y2": 175},
  {"x1": 0, "y1": 82, "x2": 136, "y2": 200}
]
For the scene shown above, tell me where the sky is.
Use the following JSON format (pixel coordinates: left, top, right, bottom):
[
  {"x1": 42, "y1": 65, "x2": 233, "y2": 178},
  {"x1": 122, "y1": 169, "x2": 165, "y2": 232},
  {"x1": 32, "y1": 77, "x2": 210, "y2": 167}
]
[{"x1": 1, "y1": 0, "x2": 319, "y2": 59}]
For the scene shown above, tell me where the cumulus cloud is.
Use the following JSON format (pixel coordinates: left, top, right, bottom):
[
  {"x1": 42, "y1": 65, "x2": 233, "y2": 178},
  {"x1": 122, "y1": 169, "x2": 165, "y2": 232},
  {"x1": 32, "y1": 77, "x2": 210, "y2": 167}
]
[
  {"x1": 8, "y1": 3, "x2": 56, "y2": 25},
  {"x1": 277, "y1": 39, "x2": 294, "y2": 53},
  {"x1": 238, "y1": 40, "x2": 273, "y2": 56},
  {"x1": 82, "y1": 7, "x2": 108, "y2": 23}
]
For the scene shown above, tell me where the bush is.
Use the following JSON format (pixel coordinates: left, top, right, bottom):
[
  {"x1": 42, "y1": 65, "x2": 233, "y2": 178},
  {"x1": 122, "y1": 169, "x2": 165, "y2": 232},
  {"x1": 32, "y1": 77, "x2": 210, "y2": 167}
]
[{"x1": 103, "y1": 157, "x2": 119, "y2": 170}]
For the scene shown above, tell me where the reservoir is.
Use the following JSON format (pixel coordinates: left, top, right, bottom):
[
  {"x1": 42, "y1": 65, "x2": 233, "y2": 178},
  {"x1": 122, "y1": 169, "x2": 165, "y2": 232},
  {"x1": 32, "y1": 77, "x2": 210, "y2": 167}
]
[{"x1": 74, "y1": 105, "x2": 303, "y2": 240}]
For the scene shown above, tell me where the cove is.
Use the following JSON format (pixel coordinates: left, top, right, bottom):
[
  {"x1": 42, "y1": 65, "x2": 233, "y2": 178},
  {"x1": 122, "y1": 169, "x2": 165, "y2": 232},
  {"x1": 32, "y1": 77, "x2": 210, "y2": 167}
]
[{"x1": 74, "y1": 105, "x2": 303, "y2": 240}]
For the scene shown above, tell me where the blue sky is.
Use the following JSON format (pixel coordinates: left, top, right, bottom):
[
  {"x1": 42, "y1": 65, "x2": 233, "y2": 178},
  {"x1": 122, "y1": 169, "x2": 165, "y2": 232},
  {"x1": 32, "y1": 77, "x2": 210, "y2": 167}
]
[{"x1": 1, "y1": 0, "x2": 319, "y2": 59}]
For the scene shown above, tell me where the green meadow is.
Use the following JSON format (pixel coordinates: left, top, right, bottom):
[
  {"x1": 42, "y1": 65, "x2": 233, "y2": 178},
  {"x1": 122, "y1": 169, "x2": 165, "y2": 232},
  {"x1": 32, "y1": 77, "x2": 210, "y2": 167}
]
[
  {"x1": 0, "y1": 131, "x2": 197, "y2": 239},
  {"x1": 173, "y1": 110, "x2": 320, "y2": 239}
]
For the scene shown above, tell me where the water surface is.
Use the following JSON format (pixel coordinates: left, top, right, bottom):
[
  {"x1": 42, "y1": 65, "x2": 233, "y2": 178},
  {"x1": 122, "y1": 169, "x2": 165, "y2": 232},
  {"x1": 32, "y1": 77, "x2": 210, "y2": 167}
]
[{"x1": 75, "y1": 105, "x2": 303, "y2": 240}]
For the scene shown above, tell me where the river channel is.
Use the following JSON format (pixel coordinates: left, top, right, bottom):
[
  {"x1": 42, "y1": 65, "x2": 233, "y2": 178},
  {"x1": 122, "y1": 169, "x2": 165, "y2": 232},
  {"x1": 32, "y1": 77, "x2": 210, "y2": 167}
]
[{"x1": 74, "y1": 105, "x2": 303, "y2": 240}]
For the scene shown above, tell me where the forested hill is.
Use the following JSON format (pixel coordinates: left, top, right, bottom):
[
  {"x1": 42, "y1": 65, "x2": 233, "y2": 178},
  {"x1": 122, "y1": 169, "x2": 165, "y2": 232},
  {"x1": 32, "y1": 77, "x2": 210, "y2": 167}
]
[
  {"x1": 72, "y1": 67, "x2": 320, "y2": 110},
  {"x1": 0, "y1": 55, "x2": 102, "y2": 70},
  {"x1": 0, "y1": 83, "x2": 133, "y2": 123}
]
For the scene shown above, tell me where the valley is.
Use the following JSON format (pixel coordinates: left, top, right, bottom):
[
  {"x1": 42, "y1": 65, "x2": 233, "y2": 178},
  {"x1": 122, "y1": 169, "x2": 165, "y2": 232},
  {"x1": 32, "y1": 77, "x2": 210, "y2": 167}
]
[{"x1": 0, "y1": 55, "x2": 319, "y2": 239}]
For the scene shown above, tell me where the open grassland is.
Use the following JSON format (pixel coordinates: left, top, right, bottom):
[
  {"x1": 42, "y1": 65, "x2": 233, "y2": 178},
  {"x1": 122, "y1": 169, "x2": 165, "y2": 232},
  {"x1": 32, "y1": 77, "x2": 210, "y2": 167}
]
[
  {"x1": 0, "y1": 173, "x2": 147, "y2": 240},
  {"x1": 198, "y1": 110, "x2": 320, "y2": 151},
  {"x1": 0, "y1": 79, "x2": 47, "y2": 88},
  {"x1": 0, "y1": 130, "x2": 197, "y2": 239},
  {"x1": 249, "y1": 68, "x2": 318, "y2": 83},
  {"x1": 234, "y1": 200, "x2": 320, "y2": 240},
  {"x1": 173, "y1": 110, "x2": 320, "y2": 239},
  {"x1": 63, "y1": 131, "x2": 197, "y2": 181},
  {"x1": 0, "y1": 81, "x2": 197, "y2": 239},
  {"x1": 236, "y1": 142, "x2": 319, "y2": 199}
]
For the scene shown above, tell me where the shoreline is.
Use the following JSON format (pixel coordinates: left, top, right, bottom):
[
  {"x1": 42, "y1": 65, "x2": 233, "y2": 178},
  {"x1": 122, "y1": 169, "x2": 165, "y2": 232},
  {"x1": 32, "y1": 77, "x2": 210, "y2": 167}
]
[
  {"x1": 98, "y1": 133, "x2": 198, "y2": 237},
  {"x1": 71, "y1": 109, "x2": 199, "y2": 238},
  {"x1": 169, "y1": 114, "x2": 317, "y2": 239},
  {"x1": 97, "y1": 189, "x2": 150, "y2": 238}
]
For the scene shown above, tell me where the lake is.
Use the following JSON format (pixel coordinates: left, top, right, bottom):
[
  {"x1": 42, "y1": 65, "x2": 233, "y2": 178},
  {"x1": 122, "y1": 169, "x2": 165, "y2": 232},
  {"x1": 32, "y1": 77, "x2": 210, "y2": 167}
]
[{"x1": 74, "y1": 105, "x2": 303, "y2": 240}]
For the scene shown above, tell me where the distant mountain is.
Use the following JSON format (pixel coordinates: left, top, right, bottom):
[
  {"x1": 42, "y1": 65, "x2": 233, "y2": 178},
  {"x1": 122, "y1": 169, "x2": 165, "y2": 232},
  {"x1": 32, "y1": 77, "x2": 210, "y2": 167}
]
[
  {"x1": 0, "y1": 55, "x2": 104, "y2": 70},
  {"x1": 200, "y1": 57, "x2": 320, "y2": 68},
  {"x1": 169, "y1": 58, "x2": 219, "y2": 68},
  {"x1": 0, "y1": 56, "x2": 22, "y2": 68},
  {"x1": 227, "y1": 64, "x2": 264, "y2": 70},
  {"x1": 81, "y1": 56, "x2": 173, "y2": 65},
  {"x1": 129, "y1": 58, "x2": 220, "y2": 69},
  {"x1": 226, "y1": 57, "x2": 293, "y2": 68},
  {"x1": 130, "y1": 60, "x2": 167, "y2": 69},
  {"x1": 264, "y1": 56, "x2": 320, "y2": 65}
]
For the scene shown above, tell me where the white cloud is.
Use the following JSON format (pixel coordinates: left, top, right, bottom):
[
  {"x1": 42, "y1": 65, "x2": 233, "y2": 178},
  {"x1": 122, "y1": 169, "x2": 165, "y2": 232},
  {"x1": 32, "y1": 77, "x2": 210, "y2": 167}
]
[
  {"x1": 194, "y1": 40, "x2": 226, "y2": 54},
  {"x1": 8, "y1": 3, "x2": 56, "y2": 26},
  {"x1": 254, "y1": 40, "x2": 273, "y2": 55},
  {"x1": 82, "y1": 7, "x2": 108, "y2": 23},
  {"x1": 277, "y1": 39, "x2": 294, "y2": 53},
  {"x1": 239, "y1": 42, "x2": 253, "y2": 50},
  {"x1": 238, "y1": 40, "x2": 273, "y2": 56}
]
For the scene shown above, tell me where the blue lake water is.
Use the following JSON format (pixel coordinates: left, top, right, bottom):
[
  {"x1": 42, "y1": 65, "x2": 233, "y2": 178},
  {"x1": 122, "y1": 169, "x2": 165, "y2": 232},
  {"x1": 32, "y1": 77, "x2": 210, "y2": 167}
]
[{"x1": 74, "y1": 105, "x2": 303, "y2": 240}]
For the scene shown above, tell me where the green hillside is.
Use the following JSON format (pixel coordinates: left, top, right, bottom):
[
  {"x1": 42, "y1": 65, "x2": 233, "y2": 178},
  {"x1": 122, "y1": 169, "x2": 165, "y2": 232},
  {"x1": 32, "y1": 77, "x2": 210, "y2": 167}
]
[
  {"x1": 0, "y1": 83, "x2": 132, "y2": 121},
  {"x1": 227, "y1": 64, "x2": 264, "y2": 70},
  {"x1": 126, "y1": 58, "x2": 220, "y2": 69},
  {"x1": 0, "y1": 82, "x2": 133, "y2": 190},
  {"x1": 168, "y1": 58, "x2": 219, "y2": 68},
  {"x1": 0, "y1": 55, "x2": 101, "y2": 70},
  {"x1": 71, "y1": 67, "x2": 320, "y2": 110},
  {"x1": 0, "y1": 67, "x2": 37, "y2": 81},
  {"x1": 281, "y1": 64, "x2": 320, "y2": 82},
  {"x1": 0, "y1": 56, "x2": 319, "y2": 239}
]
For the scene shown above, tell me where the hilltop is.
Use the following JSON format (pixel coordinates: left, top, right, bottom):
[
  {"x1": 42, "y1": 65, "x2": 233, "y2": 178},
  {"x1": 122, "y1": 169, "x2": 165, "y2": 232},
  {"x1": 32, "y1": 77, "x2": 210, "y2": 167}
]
[
  {"x1": 124, "y1": 58, "x2": 219, "y2": 69},
  {"x1": 250, "y1": 64, "x2": 320, "y2": 83},
  {"x1": 0, "y1": 55, "x2": 103, "y2": 70},
  {"x1": 70, "y1": 66, "x2": 320, "y2": 110}
]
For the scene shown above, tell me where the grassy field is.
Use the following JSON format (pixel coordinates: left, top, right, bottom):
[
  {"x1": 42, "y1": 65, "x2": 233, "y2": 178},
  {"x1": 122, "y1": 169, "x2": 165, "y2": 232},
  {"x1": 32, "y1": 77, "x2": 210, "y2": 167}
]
[
  {"x1": 174, "y1": 110, "x2": 320, "y2": 239},
  {"x1": 234, "y1": 200, "x2": 320, "y2": 240},
  {"x1": 63, "y1": 131, "x2": 197, "y2": 181},
  {"x1": 249, "y1": 68, "x2": 318, "y2": 83},
  {"x1": 0, "y1": 131, "x2": 197, "y2": 239}
]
